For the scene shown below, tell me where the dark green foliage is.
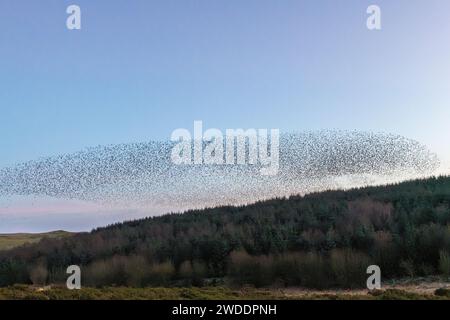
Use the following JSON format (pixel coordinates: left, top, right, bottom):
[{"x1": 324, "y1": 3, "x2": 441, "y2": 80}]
[
  {"x1": 434, "y1": 288, "x2": 450, "y2": 297},
  {"x1": 0, "y1": 260, "x2": 30, "y2": 286},
  {"x1": 1, "y1": 176, "x2": 450, "y2": 288}
]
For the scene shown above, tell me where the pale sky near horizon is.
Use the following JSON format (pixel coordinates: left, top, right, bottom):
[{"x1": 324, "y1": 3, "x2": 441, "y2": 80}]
[{"x1": 1, "y1": 0, "x2": 450, "y2": 232}]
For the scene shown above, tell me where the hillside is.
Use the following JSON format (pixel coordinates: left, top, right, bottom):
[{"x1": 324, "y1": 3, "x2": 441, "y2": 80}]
[
  {"x1": 0, "y1": 231, "x2": 73, "y2": 251},
  {"x1": 0, "y1": 176, "x2": 449, "y2": 289}
]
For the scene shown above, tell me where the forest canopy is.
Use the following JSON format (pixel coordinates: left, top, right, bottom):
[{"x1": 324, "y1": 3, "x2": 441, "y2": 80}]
[{"x1": 1, "y1": 176, "x2": 449, "y2": 288}]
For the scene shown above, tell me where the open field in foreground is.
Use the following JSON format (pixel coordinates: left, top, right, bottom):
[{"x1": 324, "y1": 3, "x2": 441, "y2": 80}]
[{"x1": 1, "y1": 280, "x2": 449, "y2": 300}]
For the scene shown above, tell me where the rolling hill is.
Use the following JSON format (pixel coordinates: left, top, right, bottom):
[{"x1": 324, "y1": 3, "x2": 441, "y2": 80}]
[{"x1": 0, "y1": 231, "x2": 73, "y2": 251}]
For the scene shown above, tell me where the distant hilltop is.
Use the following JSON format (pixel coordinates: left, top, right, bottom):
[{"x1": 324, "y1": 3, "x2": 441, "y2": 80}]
[{"x1": 0, "y1": 230, "x2": 74, "y2": 251}]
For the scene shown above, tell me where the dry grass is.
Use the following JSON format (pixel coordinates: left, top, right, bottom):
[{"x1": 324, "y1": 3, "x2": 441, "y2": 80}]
[{"x1": 1, "y1": 279, "x2": 449, "y2": 300}]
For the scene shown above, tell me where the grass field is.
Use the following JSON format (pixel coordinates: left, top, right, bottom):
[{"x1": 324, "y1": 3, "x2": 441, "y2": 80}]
[
  {"x1": 0, "y1": 284, "x2": 449, "y2": 300},
  {"x1": 0, "y1": 231, "x2": 74, "y2": 251}
]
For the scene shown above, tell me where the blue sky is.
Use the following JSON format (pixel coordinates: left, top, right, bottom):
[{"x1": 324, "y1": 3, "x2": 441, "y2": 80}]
[{"x1": 0, "y1": 1, "x2": 450, "y2": 232}]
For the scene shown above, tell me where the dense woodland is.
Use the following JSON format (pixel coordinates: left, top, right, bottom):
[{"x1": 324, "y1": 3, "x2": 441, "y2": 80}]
[{"x1": 1, "y1": 176, "x2": 450, "y2": 288}]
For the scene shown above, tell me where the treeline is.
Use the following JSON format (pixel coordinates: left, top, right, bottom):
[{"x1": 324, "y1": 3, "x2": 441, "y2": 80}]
[{"x1": 1, "y1": 176, "x2": 450, "y2": 288}]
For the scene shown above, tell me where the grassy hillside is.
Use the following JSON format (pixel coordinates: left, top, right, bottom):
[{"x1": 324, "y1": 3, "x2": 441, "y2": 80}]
[
  {"x1": 0, "y1": 231, "x2": 73, "y2": 251},
  {"x1": 0, "y1": 176, "x2": 449, "y2": 289}
]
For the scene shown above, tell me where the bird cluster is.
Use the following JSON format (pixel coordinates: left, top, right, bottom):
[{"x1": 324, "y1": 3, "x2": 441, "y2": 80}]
[{"x1": 0, "y1": 130, "x2": 439, "y2": 213}]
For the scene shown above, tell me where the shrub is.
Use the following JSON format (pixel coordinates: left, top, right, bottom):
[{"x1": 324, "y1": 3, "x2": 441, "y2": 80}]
[
  {"x1": 399, "y1": 260, "x2": 415, "y2": 278},
  {"x1": 439, "y1": 251, "x2": 450, "y2": 276},
  {"x1": 29, "y1": 263, "x2": 48, "y2": 286},
  {"x1": 297, "y1": 252, "x2": 330, "y2": 289},
  {"x1": 145, "y1": 261, "x2": 175, "y2": 286},
  {"x1": 434, "y1": 288, "x2": 450, "y2": 297},
  {"x1": 329, "y1": 249, "x2": 371, "y2": 288},
  {"x1": 227, "y1": 251, "x2": 273, "y2": 287}
]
